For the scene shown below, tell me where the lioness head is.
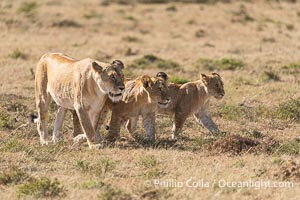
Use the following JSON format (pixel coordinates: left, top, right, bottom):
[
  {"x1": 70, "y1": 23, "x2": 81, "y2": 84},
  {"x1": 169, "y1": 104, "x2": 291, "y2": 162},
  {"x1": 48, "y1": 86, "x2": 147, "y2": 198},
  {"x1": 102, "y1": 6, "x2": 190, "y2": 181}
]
[
  {"x1": 201, "y1": 73, "x2": 225, "y2": 99},
  {"x1": 145, "y1": 72, "x2": 170, "y2": 108},
  {"x1": 92, "y1": 60, "x2": 125, "y2": 102}
]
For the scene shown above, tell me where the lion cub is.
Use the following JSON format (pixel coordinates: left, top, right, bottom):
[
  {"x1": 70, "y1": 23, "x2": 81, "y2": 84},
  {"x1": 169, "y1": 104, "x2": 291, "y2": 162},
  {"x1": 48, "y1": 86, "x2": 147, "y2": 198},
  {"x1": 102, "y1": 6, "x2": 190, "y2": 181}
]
[{"x1": 129, "y1": 73, "x2": 224, "y2": 139}]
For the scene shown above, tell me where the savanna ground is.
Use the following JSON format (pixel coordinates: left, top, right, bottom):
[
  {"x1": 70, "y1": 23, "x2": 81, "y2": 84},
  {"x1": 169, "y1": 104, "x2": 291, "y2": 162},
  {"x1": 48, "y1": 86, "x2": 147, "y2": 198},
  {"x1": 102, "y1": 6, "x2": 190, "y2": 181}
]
[{"x1": 0, "y1": 0, "x2": 300, "y2": 199}]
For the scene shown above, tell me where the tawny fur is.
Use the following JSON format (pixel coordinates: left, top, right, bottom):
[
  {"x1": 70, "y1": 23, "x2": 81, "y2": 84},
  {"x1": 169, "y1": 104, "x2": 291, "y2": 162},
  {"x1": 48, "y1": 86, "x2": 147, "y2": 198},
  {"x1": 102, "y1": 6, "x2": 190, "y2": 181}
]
[
  {"x1": 72, "y1": 74, "x2": 170, "y2": 142},
  {"x1": 129, "y1": 73, "x2": 225, "y2": 139},
  {"x1": 35, "y1": 53, "x2": 125, "y2": 148}
]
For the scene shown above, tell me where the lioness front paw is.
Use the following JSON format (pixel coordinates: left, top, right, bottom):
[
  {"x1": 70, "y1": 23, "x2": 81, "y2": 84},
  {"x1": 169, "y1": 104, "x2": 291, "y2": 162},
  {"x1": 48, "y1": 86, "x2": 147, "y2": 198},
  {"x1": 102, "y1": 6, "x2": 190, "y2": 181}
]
[
  {"x1": 73, "y1": 134, "x2": 87, "y2": 145},
  {"x1": 40, "y1": 139, "x2": 50, "y2": 145}
]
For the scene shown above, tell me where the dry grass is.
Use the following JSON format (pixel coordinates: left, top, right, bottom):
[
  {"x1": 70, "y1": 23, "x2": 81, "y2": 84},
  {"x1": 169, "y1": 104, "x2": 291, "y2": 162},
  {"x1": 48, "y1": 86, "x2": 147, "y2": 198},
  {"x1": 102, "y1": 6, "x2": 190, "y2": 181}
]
[{"x1": 0, "y1": 0, "x2": 300, "y2": 199}]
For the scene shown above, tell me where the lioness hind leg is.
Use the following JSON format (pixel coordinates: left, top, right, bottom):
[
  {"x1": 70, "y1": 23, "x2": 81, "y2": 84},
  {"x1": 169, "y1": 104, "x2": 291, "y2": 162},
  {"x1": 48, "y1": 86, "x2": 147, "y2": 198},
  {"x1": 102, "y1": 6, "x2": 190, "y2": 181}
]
[
  {"x1": 142, "y1": 113, "x2": 155, "y2": 141},
  {"x1": 36, "y1": 93, "x2": 51, "y2": 145},
  {"x1": 52, "y1": 107, "x2": 67, "y2": 144}
]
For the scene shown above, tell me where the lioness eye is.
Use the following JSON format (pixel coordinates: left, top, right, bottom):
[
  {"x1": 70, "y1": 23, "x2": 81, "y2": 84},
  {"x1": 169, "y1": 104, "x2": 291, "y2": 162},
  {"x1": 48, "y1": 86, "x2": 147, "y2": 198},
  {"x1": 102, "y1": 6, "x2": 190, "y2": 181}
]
[{"x1": 111, "y1": 75, "x2": 116, "y2": 80}]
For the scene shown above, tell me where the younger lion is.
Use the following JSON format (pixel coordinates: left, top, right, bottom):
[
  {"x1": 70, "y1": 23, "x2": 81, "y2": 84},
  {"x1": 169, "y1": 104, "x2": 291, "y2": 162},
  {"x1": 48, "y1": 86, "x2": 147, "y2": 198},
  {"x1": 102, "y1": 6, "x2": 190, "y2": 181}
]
[
  {"x1": 35, "y1": 53, "x2": 125, "y2": 148},
  {"x1": 128, "y1": 73, "x2": 225, "y2": 139},
  {"x1": 73, "y1": 72, "x2": 170, "y2": 142}
]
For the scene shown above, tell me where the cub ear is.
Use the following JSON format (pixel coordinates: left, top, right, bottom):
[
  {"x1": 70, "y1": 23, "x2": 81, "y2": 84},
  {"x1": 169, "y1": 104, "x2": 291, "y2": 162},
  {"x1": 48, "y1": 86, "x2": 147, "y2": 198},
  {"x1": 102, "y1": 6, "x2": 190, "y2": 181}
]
[
  {"x1": 201, "y1": 73, "x2": 207, "y2": 79},
  {"x1": 212, "y1": 72, "x2": 220, "y2": 77},
  {"x1": 92, "y1": 62, "x2": 103, "y2": 73},
  {"x1": 142, "y1": 76, "x2": 154, "y2": 88},
  {"x1": 111, "y1": 60, "x2": 124, "y2": 70},
  {"x1": 156, "y1": 72, "x2": 168, "y2": 81}
]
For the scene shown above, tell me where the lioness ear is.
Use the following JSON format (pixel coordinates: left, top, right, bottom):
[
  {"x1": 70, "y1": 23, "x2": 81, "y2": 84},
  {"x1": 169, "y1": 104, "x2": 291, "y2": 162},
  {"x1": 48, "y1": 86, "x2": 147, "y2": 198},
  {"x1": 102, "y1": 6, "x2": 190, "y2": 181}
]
[
  {"x1": 92, "y1": 62, "x2": 103, "y2": 73},
  {"x1": 112, "y1": 60, "x2": 124, "y2": 70}
]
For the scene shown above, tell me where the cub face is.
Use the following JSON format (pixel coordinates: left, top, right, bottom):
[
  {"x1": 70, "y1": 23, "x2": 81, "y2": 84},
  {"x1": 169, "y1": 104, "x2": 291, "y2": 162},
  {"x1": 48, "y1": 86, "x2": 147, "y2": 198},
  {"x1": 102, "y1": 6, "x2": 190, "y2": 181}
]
[
  {"x1": 92, "y1": 60, "x2": 125, "y2": 102},
  {"x1": 202, "y1": 73, "x2": 225, "y2": 100},
  {"x1": 150, "y1": 72, "x2": 170, "y2": 108}
]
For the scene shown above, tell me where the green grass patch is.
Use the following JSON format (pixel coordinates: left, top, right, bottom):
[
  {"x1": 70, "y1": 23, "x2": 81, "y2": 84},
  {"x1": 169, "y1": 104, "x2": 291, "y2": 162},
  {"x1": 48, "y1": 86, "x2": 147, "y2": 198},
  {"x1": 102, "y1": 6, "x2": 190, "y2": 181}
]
[
  {"x1": 233, "y1": 159, "x2": 246, "y2": 168},
  {"x1": 52, "y1": 20, "x2": 82, "y2": 28},
  {"x1": 83, "y1": 11, "x2": 102, "y2": 20},
  {"x1": 130, "y1": 54, "x2": 180, "y2": 70},
  {"x1": 217, "y1": 104, "x2": 269, "y2": 122},
  {"x1": 18, "y1": 2, "x2": 37, "y2": 14},
  {"x1": 75, "y1": 157, "x2": 116, "y2": 177},
  {"x1": 0, "y1": 168, "x2": 32, "y2": 185},
  {"x1": 18, "y1": 177, "x2": 64, "y2": 198},
  {"x1": 102, "y1": 186, "x2": 130, "y2": 200},
  {"x1": 0, "y1": 111, "x2": 14, "y2": 130},
  {"x1": 217, "y1": 99, "x2": 300, "y2": 123},
  {"x1": 80, "y1": 180, "x2": 104, "y2": 189},
  {"x1": 261, "y1": 71, "x2": 280, "y2": 82},
  {"x1": 124, "y1": 15, "x2": 136, "y2": 21},
  {"x1": 94, "y1": 157, "x2": 116, "y2": 177},
  {"x1": 137, "y1": 155, "x2": 163, "y2": 179},
  {"x1": 275, "y1": 99, "x2": 300, "y2": 122},
  {"x1": 106, "y1": 0, "x2": 230, "y2": 4},
  {"x1": 8, "y1": 49, "x2": 28, "y2": 60},
  {"x1": 276, "y1": 140, "x2": 300, "y2": 155},
  {"x1": 0, "y1": 137, "x2": 30, "y2": 153},
  {"x1": 282, "y1": 62, "x2": 300, "y2": 74},
  {"x1": 231, "y1": 5, "x2": 255, "y2": 24},
  {"x1": 169, "y1": 76, "x2": 189, "y2": 84},
  {"x1": 195, "y1": 57, "x2": 244, "y2": 71},
  {"x1": 122, "y1": 36, "x2": 141, "y2": 42},
  {"x1": 262, "y1": 37, "x2": 276, "y2": 43},
  {"x1": 166, "y1": 5, "x2": 177, "y2": 12},
  {"x1": 79, "y1": 180, "x2": 131, "y2": 199},
  {"x1": 218, "y1": 104, "x2": 245, "y2": 121}
]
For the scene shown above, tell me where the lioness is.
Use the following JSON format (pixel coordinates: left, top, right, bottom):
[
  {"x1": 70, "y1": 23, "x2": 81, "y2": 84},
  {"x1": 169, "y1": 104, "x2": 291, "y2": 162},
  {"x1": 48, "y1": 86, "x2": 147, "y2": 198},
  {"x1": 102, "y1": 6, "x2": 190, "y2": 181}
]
[
  {"x1": 128, "y1": 73, "x2": 225, "y2": 139},
  {"x1": 72, "y1": 72, "x2": 170, "y2": 142},
  {"x1": 35, "y1": 53, "x2": 125, "y2": 148}
]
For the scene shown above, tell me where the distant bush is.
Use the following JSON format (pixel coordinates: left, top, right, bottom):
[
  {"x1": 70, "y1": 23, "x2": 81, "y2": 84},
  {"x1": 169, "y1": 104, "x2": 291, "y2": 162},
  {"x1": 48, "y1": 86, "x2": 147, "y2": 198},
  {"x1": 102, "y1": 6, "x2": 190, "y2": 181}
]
[
  {"x1": 195, "y1": 57, "x2": 244, "y2": 71},
  {"x1": 169, "y1": 76, "x2": 189, "y2": 84},
  {"x1": 130, "y1": 54, "x2": 180, "y2": 70}
]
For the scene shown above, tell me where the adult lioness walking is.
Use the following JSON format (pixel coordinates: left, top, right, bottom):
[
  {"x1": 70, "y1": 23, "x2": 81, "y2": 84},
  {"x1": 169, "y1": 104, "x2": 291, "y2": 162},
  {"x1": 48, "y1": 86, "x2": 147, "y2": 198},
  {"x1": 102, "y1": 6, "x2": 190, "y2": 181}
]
[{"x1": 35, "y1": 53, "x2": 125, "y2": 148}]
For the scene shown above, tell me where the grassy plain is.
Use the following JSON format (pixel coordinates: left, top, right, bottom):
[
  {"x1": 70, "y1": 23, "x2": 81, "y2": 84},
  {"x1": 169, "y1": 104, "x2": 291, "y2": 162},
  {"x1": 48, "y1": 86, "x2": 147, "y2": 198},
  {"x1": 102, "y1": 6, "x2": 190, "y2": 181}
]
[{"x1": 0, "y1": 0, "x2": 299, "y2": 199}]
